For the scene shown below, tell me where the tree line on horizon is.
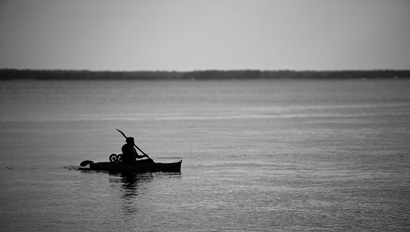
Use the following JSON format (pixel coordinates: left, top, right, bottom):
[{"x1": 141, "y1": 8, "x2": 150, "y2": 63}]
[{"x1": 1, "y1": 69, "x2": 409, "y2": 80}]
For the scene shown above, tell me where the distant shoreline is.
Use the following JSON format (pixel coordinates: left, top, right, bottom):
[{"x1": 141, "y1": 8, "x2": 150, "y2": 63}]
[{"x1": 1, "y1": 69, "x2": 409, "y2": 80}]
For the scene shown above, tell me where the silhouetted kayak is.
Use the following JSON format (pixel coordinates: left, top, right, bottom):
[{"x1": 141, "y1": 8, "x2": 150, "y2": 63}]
[{"x1": 80, "y1": 160, "x2": 182, "y2": 172}]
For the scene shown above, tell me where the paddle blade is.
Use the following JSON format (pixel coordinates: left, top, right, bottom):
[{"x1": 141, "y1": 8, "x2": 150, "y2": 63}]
[
  {"x1": 116, "y1": 129, "x2": 127, "y2": 139},
  {"x1": 80, "y1": 160, "x2": 93, "y2": 166}
]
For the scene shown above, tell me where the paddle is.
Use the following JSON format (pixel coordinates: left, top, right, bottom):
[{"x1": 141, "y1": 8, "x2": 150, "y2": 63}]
[{"x1": 116, "y1": 129, "x2": 153, "y2": 161}]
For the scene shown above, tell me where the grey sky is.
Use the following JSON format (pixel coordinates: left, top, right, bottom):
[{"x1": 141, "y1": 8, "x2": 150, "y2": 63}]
[{"x1": 0, "y1": 0, "x2": 409, "y2": 71}]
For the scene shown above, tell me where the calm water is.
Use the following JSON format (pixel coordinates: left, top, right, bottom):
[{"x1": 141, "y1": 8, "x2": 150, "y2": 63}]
[{"x1": 1, "y1": 79, "x2": 410, "y2": 231}]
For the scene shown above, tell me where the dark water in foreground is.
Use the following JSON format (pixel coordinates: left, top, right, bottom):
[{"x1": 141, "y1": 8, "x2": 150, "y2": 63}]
[{"x1": 1, "y1": 79, "x2": 410, "y2": 231}]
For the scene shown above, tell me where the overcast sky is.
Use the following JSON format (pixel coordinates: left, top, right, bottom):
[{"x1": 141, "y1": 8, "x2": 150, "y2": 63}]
[{"x1": 0, "y1": 0, "x2": 409, "y2": 71}]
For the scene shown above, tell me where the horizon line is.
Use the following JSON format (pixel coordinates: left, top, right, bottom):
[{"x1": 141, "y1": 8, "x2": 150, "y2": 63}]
[{"x1": 2, "y1": 68, "x2": 410, "y2": 72}]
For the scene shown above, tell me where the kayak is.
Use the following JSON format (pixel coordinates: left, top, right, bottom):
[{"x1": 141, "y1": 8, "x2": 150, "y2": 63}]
[{"x1": 80, "y1": 159, "x2": 182, "y2": 173}]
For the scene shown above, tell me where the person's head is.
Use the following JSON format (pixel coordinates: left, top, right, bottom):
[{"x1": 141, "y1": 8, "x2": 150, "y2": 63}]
[{"x1": 126, "y1": 137, "x2": 135, "y2": 145}]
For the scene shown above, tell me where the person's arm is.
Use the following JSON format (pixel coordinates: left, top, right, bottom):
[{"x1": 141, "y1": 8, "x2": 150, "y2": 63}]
[
  {"x1": 133, "y1": 144, "x2": 152, "y2": 160},
  {"x1": 135, "y1": 153, "x2": 146, "y2": 159},
  {"x1": 133, "y1": 147, "x2": 148, "y2": 159}
]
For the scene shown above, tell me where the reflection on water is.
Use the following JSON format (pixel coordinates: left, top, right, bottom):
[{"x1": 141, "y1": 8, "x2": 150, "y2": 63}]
[
  {"x1": 121, "y1": 173, "x2": 152, "y2": 198},
  {"x1": 108, "y1": 172, "x2": 153, "y2": 215}
]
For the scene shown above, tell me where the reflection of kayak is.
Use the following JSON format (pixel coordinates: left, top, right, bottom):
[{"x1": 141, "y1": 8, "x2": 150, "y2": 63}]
[{"x1": 80, "y1": 160, "x2": 182, "y2": 172}]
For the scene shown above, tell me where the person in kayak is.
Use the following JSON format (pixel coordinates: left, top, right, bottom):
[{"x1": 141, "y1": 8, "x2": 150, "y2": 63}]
[{"x1": 121, "y1": 137, "x2": 149, "y2": 163}]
